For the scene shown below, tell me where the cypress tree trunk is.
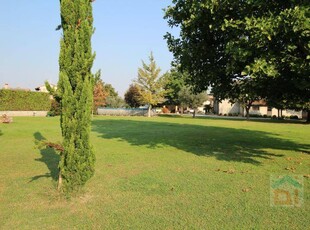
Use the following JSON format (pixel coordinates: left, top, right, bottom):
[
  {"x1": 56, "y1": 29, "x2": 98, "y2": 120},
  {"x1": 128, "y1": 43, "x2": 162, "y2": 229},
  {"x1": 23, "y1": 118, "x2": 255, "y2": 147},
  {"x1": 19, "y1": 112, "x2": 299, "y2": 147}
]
[{"x1": 58, "y1": 0, "x2": 95, "y2": 192}]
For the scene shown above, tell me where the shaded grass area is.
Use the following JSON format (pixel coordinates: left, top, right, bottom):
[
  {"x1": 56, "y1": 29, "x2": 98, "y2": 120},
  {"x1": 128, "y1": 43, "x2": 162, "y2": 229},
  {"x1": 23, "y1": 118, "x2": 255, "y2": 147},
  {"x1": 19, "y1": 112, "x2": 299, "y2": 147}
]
[
  {"x1": 159, "y1": 114, "x2": 308, "y2": 123},
  {"x1": 30, "y1": 132, "x2": 59, "y2": 182},
  {"x1": 92, "y1": 119, "x2": 309, "y2": 165},
  {"x1": 0, "y1": 116, "x2": 309, "y2": 229}
]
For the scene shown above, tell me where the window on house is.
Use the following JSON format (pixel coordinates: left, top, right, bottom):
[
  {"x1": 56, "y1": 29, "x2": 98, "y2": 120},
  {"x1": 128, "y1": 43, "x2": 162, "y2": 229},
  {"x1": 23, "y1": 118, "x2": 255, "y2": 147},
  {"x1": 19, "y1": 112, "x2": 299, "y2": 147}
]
[
  {"x1": 267, "y1": 106, "x2": 272, "y2": 111},
  {"x1": 252, "y1": 105, "x2": 260, "y2": 111}
]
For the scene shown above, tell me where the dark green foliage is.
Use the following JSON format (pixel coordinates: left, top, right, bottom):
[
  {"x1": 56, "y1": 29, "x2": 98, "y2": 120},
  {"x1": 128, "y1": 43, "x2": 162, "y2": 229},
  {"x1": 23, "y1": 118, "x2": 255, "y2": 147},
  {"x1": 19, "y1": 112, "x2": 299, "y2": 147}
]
[
  {"x1": 0, "y1": 89, "x2": 51, "y2": 111},
  {"x1": 204, "y1": 104, "x2": 213, "y2": 114},
  {"x1": 163, "y1": 69, "x2": 186, "y2": 105},
  {"x1": 58, "y1": 0, "x2": 96, "y2": 192},
  {"x1": 164, "y1": 1, "x2": 310, "y2": 116},
  {"x1": 124, "y1": 84, "x2": 143, "y2": 108},
  {"x1": 290, "y1": 115, "x2": 299, "y2": 120},
  {"x1": 47, "y1": 99, "x2": 61, "y2": 117},
  {"x1": 45, "y1": 81, "x2": 62, "y2": 116}
]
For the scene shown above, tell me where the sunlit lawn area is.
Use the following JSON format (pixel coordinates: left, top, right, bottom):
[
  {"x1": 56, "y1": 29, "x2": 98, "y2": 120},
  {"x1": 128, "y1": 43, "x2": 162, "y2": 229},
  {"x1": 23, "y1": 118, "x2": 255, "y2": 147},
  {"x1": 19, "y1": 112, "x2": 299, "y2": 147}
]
[{"x1": 0, "y1": 116, "x2": 309, "y2": 229}]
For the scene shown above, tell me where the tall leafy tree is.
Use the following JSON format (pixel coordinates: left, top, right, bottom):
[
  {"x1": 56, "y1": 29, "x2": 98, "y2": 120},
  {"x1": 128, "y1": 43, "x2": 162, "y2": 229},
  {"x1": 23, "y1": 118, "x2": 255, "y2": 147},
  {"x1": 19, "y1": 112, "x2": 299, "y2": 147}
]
[
  {"x1": 135, "y1": 53, "x2": 167, "y2": 117},
  {"x1": 164, "y1": 0, "x2": 310, "y2": 120},
  {"x1": 57, "y1": 0, "x2": 96, "y2": 192}
]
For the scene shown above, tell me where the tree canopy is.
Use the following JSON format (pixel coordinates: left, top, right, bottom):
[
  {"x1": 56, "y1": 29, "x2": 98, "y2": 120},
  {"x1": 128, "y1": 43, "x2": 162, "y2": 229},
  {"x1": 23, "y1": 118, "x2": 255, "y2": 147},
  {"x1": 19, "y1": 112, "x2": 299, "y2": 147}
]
[
  {"x1": 124, "y1": 84, "x2": 143, "y2": 108},
  {"x1": 135, "y1": 53, "x2": 167, "y2": 117},
  {"x1": 178, "y1": 86, "x2": 208, "y2": 117},
  {"x1": 164, "y1": 0, "x2": 310, "y2": 118},
  {"x1": 163, "y1": 69, "x2": 187, "y2": 105}
]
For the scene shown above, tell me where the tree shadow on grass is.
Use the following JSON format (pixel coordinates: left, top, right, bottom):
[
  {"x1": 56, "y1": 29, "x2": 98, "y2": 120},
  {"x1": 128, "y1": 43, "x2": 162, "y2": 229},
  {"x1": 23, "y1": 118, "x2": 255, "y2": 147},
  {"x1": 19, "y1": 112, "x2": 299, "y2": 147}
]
[
  {"x1": 0, "y1": 129, "x2": 3, "y2": 136},
  {"x1": 92, "y1": 119, "x2": 310, "y2": 165},
  {"x1": 30, "y1": 132, "x2": 59, "y2": 182},
  {"x1": 191, "y1": 115, "x2": 309, "y2": 125}
]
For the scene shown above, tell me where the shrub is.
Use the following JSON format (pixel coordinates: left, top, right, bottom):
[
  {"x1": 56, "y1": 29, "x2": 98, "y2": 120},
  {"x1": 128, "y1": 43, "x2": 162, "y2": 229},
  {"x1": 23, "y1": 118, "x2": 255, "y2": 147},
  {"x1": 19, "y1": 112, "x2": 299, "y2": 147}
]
[
  {"x1": 47, "y1": 99, "x2": 61, "y2": 116},
  {"x1": 263, "y1": 114, "x2": 268, "y2": 118},
  {"x1": 228, "y1": 113, "x2": 233, "y2": 116},
  {"x1": 219, "y1": 113, "x2": 222, "y2": 116},
  {"x1": 0, "y1": 89, "x2": 51, "y2": 111},
  {"x1": 290, "y1": 115, "x2": 299, "y2": 120},
  {"x1": 272, "y1": 115, "x2": 277, "y2": 119},
  {"x1": 224, "y1": 113, "x2": 227, "y2": 116},
  {"x1": 249, "y1": 114, "x2": 263, "y2": 118}
]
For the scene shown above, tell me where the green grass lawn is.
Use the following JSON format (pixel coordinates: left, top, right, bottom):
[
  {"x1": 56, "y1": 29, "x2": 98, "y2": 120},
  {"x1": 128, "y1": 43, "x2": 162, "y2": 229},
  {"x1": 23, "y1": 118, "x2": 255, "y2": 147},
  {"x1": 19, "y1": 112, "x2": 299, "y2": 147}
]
[{"x1": 0, "y1": 116, "x2": 309, "y2": 229}]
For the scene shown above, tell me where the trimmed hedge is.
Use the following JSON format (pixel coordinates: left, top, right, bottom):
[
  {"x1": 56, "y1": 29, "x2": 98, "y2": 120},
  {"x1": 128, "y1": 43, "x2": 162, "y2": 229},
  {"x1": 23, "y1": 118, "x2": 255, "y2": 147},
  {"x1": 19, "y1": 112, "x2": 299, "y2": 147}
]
[{"x1": 0, "y1": 89, "x2": 51, "y2": 111}]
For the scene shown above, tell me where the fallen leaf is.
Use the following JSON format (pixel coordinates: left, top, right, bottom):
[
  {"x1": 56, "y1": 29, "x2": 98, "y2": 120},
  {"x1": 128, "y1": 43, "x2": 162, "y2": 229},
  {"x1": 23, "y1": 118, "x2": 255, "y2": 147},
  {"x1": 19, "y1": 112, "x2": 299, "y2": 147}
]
[
  {"x1": 223, "y1": 169, "x2": 236, "y2": 174},
  {"x1": 285, "y1": 166, "x2": 296, "y2": 172},
  {"x1": 242, "y1": 188, "x2": 251, "y2": 192}
]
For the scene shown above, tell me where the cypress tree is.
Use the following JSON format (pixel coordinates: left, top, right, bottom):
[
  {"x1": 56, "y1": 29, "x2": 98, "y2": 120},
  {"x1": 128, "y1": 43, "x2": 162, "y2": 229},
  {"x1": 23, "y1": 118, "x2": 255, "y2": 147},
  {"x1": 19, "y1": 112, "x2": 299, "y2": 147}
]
[{"x1": 58, "y1": 0, "x2": 95, "y2": 192}]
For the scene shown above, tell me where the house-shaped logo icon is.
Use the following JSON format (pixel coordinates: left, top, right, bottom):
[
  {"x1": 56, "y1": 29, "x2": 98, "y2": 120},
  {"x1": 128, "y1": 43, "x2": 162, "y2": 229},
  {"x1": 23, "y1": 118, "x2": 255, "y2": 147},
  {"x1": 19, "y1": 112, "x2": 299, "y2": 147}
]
[{"x1": 270, "y1": 175, "x2": 303, "y2": 207}]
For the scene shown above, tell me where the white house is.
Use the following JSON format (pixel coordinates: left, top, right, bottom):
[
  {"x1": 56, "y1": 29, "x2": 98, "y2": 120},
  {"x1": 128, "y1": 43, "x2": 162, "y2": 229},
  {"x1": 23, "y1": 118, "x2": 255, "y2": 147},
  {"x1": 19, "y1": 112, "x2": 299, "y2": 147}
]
[{"x1": 213, "y1": 99, "x2": 305, "y2": 119}]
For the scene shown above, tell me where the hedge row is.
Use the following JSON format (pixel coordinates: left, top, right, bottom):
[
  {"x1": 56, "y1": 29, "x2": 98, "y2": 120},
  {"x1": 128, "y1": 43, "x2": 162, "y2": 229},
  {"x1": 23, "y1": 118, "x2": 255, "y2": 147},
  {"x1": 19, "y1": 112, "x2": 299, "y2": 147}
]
[{"x1": 0, "y1": 89, "x2": 51, "y2": 111}]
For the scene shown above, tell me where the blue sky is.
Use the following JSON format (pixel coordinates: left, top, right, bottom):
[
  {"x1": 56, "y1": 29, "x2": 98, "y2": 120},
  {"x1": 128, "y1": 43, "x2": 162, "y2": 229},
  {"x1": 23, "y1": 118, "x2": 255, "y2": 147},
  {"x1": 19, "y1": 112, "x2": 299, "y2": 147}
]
[{"x1": 0, "y1": 0, "x2": 175, "y2": 96}]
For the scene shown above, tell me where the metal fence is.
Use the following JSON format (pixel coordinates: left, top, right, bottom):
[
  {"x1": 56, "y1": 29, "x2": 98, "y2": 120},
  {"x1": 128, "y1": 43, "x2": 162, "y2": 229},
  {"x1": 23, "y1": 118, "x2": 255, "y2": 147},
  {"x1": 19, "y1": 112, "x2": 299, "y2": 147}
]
[{"x1": 97, "y1": 108, "x2": 155, "y2": 116}]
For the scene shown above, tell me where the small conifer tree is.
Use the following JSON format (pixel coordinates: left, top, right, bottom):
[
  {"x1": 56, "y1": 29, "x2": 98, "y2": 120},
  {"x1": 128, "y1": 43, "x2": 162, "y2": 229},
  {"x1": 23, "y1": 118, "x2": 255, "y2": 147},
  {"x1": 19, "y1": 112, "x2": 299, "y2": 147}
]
[{"x1": 135, "y1": 53, "x2": 166, "y2": 117}]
